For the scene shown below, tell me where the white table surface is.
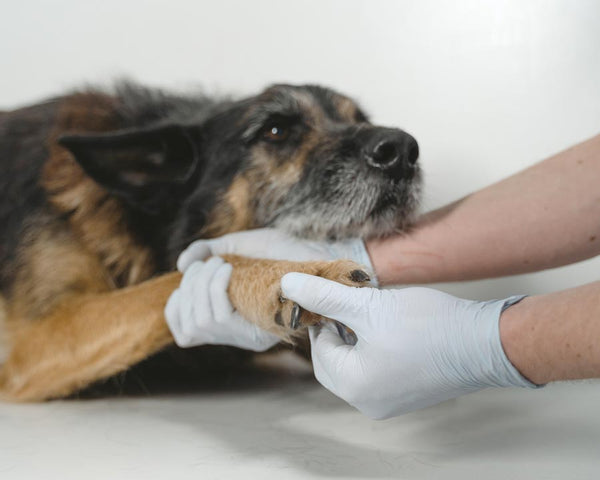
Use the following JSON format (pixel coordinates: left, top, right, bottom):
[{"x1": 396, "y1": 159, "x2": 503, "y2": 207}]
[{"x1": 0, "y1": 351, "x2": 598, "y2": 480}]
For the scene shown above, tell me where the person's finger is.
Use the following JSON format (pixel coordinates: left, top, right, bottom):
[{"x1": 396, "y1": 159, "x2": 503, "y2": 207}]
[
  {"x1": 282, "y1": 273, "x2": 374, "y2": 335},
  {"x1": 164, "y1": 289, "x2": 190, "y2": 347},
  {"x1": 209, "y1": 262, "x2": 235, "y2": 323},
  {"x1": 178, "y1": 262, "x2": 203, "y2": 338},
  {"x1": 309, "y1": 324, "x2": 354, "y2": 396},
  {"x1": 176, "y1": 258, "x2": 221, "y2": 340},
  {"x1": 164, "y1": 288, "x2": 180, "y2": 334},
  {"x1": 206, "y1": 261, "x2": 280, "y2": 349},
  {"x1": 177, "y1": 240, "x2": 218, "y2": 272},
  {"x1": 189, "y1": 257, "x2": 225, "y2": 329},
  {"x1": 179, "y1": 262, "x2": 199, "y2": 343}
]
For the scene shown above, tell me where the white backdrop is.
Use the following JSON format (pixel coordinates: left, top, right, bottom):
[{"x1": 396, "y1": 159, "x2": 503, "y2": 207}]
[{"x1": 2, "y1": 0, "x2": 599, "y2": 299}]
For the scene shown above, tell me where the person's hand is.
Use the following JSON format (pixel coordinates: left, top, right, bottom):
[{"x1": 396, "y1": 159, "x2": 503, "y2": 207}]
[
  {"x1": 165, "y1": 257, "x2": 280, "y2": 352},
  {"x1": 281, "y1": 273, "x2": 539, "y2": 419},
  {"x1": 176, "y1": 228, "x2": 377, "y2": 285}
]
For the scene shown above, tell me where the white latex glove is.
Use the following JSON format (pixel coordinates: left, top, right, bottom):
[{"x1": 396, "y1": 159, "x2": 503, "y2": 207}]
[
  {"x1": 281, "y1": 273, "x2": 540, "y2": 419},
  {"x1": 165, "y1": 257, "x2": 280, "y2": 352},
  {"x1": 176, "y1": 228, "x2": 377, "y2": 285}
]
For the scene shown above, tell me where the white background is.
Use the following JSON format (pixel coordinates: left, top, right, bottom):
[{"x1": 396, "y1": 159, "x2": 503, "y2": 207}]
[{"x1": 1, "y1": 1, "x2": 600, "y2": 478}]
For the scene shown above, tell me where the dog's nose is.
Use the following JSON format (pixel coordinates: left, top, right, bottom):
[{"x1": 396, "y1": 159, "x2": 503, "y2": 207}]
[{"x1": 365, "y1": 130, "x2": 419, "y2": 180}]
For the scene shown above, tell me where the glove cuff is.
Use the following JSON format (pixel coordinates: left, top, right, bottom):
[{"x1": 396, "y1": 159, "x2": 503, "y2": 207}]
[
  {"x1": 327, "y1": 239, "x2": 379, "y2": 286},
  {"x1": 479, "y1": 295, "x2": 544, "y2": 390}
]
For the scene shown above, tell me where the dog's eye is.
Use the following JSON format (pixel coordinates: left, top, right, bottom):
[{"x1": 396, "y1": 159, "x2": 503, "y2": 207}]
[
  {"x1": 258, "y1": 114, "x2": 299, "y2": 143},
  {"x1": 261, "y1": 123, "x2": 290, "y2": 143}
]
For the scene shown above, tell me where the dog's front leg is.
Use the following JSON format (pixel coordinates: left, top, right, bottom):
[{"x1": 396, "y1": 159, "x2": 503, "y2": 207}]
[
  {"x1": 0, "y1": 256, "x2": 369, "y2": 402},
  {"x1": 0, "y1": 272, "x2": 182, "y2": 402}
]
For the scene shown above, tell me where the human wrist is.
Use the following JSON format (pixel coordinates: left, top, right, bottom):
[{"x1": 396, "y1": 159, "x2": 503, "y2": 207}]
[{"x1": 365, "y1": 235, "x2": 442, "y2": 286}]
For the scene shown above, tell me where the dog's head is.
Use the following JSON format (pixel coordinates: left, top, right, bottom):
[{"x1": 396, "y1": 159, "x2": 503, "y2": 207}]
[{"x1": 59, "y1": 84, "x2": 420, "y2": 251}]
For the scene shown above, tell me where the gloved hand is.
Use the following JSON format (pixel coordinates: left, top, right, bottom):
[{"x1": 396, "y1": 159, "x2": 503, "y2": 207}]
[
  {"x1": 165, "y1": 257, "x2": 280, "y2": 352},
  {"x1": 176, "y1": 228, "x2": 377, "y2": 285},
  {"x1": 281, "y1": 273, "x2": 540, "y2": 419}
]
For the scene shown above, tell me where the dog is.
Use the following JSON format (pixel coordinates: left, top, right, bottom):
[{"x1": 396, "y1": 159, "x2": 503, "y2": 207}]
[{"x1": 0, "y1": 82, "x2": 420, "y2": 401}]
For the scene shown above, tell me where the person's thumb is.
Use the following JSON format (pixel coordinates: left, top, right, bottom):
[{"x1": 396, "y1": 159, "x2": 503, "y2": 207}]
[{"x1": 281, "y1": 272, "x2": 372, "y2": 335}]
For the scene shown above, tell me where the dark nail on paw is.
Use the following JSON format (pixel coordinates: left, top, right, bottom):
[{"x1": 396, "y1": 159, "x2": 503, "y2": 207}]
[
  {"x1": 350, "y1": 269, "x2": 370, "y2": 283},
  {"x1": 335, "y1": 321, "x2": 358, "y2": 346},
  {"x1": 290, "y1": 303, "x2": 302, "y2": 330}
]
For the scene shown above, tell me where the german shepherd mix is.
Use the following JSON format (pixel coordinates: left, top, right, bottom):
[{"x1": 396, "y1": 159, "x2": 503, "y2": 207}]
[{"x1": 0, "y1": 82, "x2": 420, "y2": 401}]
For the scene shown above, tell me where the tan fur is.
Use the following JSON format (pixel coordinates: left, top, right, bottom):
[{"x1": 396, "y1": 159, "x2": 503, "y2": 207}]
[
  {"x1": 42, "y1": 93, "x2": 155, "y2": 288},
  {"x1": 10, "y1": 222, "x2": 112, "y2": 320},
  {"x1": 0, "y1": 273, "x2": 181, "y2": 401},
  {"x1": 335, "y1": 96, "x2": 360, "y2": 123},
  {"x1": 201, "y1": 176, "x2": 255, "y2": 238}
]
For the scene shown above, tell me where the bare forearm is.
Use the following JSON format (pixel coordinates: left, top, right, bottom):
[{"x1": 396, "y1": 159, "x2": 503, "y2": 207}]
[
  {"x1": 499, "y1": 281, "x2": 600, "y2": 385},
  {"x1": 368, "y1": 134, "x2": 600, "y2": 285}
]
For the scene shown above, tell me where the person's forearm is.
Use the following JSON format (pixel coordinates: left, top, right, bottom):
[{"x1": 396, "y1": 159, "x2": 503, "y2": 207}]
[
  {"x1": 367, "y1": 134, "x2": 600, "y2": 285},
  {"x1": 499, "y1": 281, "x2": 600, "y2": 385}
]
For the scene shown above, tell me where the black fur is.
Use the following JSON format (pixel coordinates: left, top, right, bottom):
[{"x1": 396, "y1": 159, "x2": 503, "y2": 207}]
[
  {"x1": 0, "y1": 81, "x2": 420, "y2": 290},
  {"x1": 0, "y1": 100, "x2": 60, "y2": 289}
]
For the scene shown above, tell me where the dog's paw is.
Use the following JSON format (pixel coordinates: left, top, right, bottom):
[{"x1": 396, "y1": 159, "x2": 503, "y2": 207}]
[
  {"x1": 275, "y1": 260, "x2": 370, "y2": 345},
  {"x1": 221, "y1": 255, "x2": 371, "y2": 342},
  {"x1": 275, "y1": 260, "x2": 371, "y2": 329}
]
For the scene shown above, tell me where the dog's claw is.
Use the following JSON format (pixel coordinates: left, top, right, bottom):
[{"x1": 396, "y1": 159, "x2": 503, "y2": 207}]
[
  {"x1": 334, "y1": 321, "x2": 358, "y2": 345},
  {"x1": 350, "y1": 269, "x2": 370, "y2": 283},
  {"x1": 290, "y1": 303, "x2": 302, "y2": 330}
]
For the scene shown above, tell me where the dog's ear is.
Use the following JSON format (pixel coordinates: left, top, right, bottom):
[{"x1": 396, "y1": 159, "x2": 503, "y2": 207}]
[{"x1": 58, "y1": 124, "x2": 201, "y2": 213}]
